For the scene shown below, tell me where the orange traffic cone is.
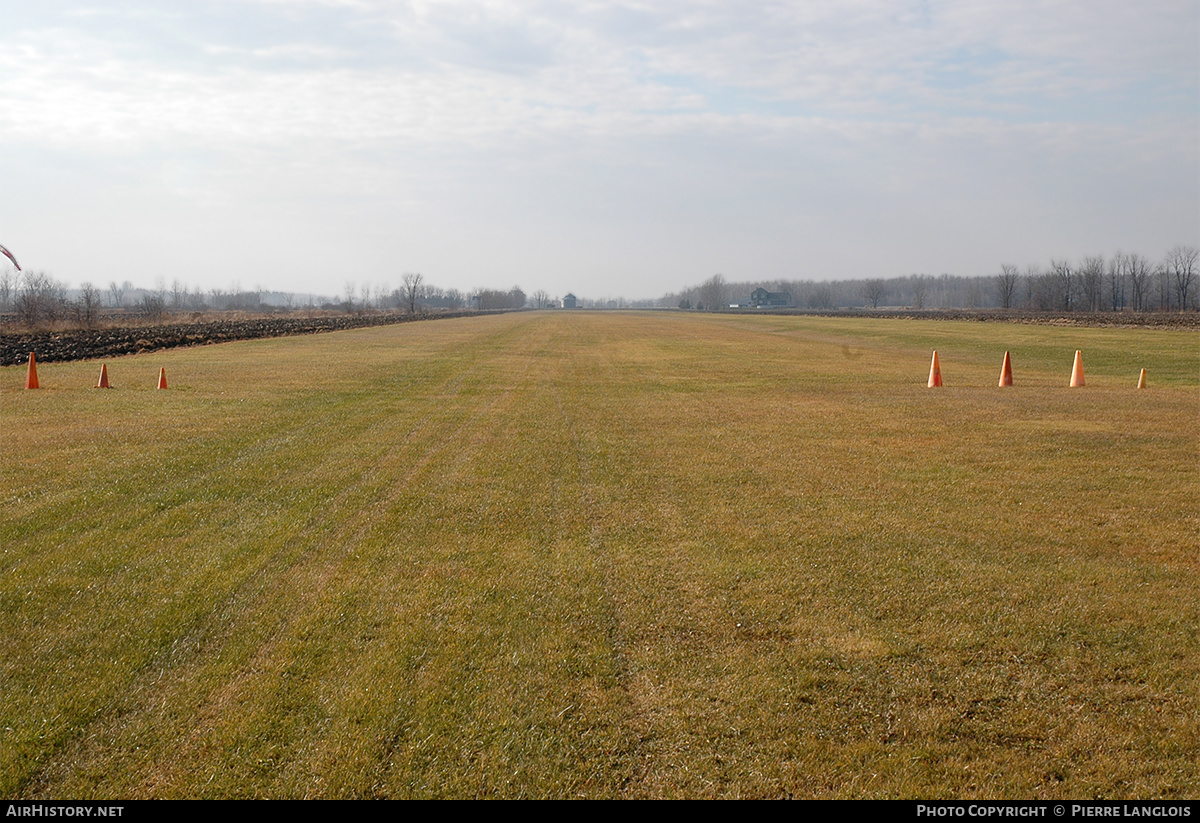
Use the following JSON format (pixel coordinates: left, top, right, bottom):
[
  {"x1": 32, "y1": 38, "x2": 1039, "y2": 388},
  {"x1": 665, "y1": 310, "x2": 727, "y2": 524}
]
[
  {"x1": 157, "y1": 368, "x2": 168, "y2": 390},
  {"x1": 1070, "y1": 350, "x2": 1085, "y2": 387},
  {"x1": 25, "y1": 352, "x2": 39, "y2": 389},
  {"x1": 998, "y1": 351, "x2": 1013, "y2": 387},
  {"x1": 96, "y1": 364, "x2": 111, "y2": 388},
  {"x1": 1137, "y1": 368, "x2": 1147, "y2": 389},
  {"x1": 927, "y1": 351, "x2": 942, "y2": 387}
]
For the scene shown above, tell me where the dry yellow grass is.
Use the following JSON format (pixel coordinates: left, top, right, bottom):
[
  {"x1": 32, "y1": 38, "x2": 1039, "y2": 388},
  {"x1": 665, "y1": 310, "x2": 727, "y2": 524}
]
[{"x1": 1, "y1": 311, "x2": 1196, "y2": 798}]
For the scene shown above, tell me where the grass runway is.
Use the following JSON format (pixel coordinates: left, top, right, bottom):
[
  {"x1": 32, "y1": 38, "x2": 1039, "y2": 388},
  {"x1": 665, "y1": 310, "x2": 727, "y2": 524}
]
[{"x1": 2, "y1": 311, "x2": 1197, "y2": 798}]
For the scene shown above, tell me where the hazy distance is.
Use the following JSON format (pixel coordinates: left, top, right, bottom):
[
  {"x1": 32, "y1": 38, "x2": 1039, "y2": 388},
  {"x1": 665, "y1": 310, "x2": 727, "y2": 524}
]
[{"x1": 1, "y1": 1, "x2": 1196, "y2": 301}]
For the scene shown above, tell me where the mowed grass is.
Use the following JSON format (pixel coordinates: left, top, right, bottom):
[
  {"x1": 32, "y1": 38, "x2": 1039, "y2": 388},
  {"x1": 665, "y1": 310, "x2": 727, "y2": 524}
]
[{"x1": 1, "y1": 312, "x2": 1196, "y2": 799}]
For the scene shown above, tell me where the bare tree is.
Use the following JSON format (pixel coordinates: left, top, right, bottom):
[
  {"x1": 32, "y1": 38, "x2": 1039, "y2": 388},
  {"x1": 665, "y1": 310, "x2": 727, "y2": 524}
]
[
  {"x1": 0, "y1": 270, "x2": 13, "y2": 312},
  {"x1": 108, "y1": 281, "x2": 126, "y2": 309},
  {"x1": 1156, "y1": 265, "x2": 1172, "y2": 310},
  {"x1": 138, "y1": 293, "x2": 167, "y2": 321},
  {"x1": 697, "y1": 274, "x2": 726, "y2": 311},
  {"x1": 531, "y1": 289, "x2": 551, "y2": 309},
  {"x1": 1021, "y1": 264, "x2": 1041, "y2": 309},
  {"x1": 15, "y1": 271, "x2": 68, "y2": 328},
  {"x1": 1050, "y1": 259, "x2": 1074, "y2": 311},
  {"x1": 1107, "y1": 254, "x2": 1127, "y2": 311},
  {"x1": 1027, "y1": 266, "x2": 1060, "y2": 311},
  {"x1": 1077, "y1": 256, "x2": 1104, "y2": 312},
  {"x1": 909, "y1": 274, "x2": 931, "y2": 309},
  {"x1": 78, "y1": 282, "x2": 102, "y2": 328},
  {"x1": 1126, "y1": 253, "x2": 1152, "y2": 311},
  {"x1": 1166, "y1": 246, "x2": 1198, "y2": 310},
  {"x1": 402, "y1": 272, "x2": 424, "y2": 314},
  {"x1": 996, "y1": 265, "x2": 1019, "y2": 310},
  {"x1": 860, "y1": 279, "x2": 887, "y2": 309}
]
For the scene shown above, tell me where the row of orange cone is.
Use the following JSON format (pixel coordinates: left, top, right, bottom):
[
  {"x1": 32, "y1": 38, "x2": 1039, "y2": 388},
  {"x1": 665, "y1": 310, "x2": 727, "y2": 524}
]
[
  {"x1": 13, "y1": 348, "x2": 1152, "y2": 391},
  {"x1": 21, "y1": 353, "x2": 168, "y2": 390},
  {"x1": 927, "y1": 350, "x2": 1148, "y2": 388}
]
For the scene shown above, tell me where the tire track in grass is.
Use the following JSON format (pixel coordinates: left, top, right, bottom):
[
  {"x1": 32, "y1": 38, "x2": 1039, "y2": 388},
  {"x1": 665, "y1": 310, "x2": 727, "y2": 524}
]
[
  {"x1": 545, "y1": 329, "x2": 644, "y2": 796},
  {"x1": 548, "y1": 313, "x2": 747, "y2": 797}
]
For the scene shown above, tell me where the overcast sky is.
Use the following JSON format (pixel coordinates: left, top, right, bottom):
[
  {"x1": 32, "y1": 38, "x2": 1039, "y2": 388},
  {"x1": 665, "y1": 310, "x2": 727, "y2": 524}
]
[{"x1": 1, "y1": 1, "x2": 1196, "y2": 301}]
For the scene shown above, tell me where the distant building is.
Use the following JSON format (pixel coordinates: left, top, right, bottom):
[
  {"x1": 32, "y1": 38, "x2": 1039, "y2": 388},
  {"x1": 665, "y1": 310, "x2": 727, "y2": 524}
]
[
  {"x1": 562, "y1": 293, "x2": 578, "y2": 308},
  {"x1": 750, "y1": 288, "x2": 791, "y2": 308}
]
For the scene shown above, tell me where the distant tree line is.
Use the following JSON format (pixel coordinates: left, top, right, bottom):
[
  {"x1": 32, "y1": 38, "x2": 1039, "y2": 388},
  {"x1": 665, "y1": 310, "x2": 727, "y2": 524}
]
[
  {"x1": 475, "y1": 287, "x2": 527, "y2": 310},
  {"x1": 665, "y1": 246, "x2": 1199, "y2": 313},
  {"x1": 5, "y1": 244, "x2": 1196, "y2": 331},
  {"x1": 0, "y1": 268, "x2": 540, "y2": 331}
]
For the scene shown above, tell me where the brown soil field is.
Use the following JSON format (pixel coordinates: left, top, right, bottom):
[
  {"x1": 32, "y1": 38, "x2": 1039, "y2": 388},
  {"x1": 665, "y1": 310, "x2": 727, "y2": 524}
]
[{"x1": 0, "y1": 310, "x2": 484, "y2": 366}]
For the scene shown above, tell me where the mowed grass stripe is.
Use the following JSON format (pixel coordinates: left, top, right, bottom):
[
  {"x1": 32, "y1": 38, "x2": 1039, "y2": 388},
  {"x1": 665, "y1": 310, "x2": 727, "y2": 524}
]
[
  {"x1": 4, "y1": 315, "x2": 635, "y2": 798},
  {"x1": 1, "y1": 312, "x2": 1196, "y2": 798}
]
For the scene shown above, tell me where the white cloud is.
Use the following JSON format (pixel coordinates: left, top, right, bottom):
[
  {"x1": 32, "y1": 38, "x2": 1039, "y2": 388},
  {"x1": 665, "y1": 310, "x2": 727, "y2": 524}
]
[{"x1": 0, "y1": 0, "x2": 1195, "y2": 297}]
